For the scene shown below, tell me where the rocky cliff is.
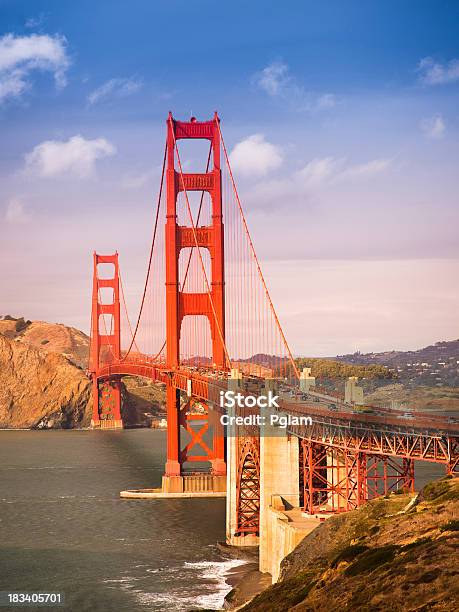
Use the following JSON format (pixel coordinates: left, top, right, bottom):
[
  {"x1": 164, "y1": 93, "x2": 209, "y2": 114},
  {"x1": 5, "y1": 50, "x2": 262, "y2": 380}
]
[
  {"x1": 241, "y1": 477, "x2": 459, "y2": 611},
  {"x1": 0, "y1": 316, "x2": 166, "y2": 428},
  {"x1": 0, "y1": 332, "x2": 91, "y2": 428}
]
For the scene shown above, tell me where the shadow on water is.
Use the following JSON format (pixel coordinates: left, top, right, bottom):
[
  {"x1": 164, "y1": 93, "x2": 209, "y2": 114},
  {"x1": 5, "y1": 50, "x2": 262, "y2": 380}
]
[
  {"x1": 84, "y1": 428, "x2": 166, "y2": 488},
  {"x1": 0, "y1": 430, "x2": 229, "y2": 612}
]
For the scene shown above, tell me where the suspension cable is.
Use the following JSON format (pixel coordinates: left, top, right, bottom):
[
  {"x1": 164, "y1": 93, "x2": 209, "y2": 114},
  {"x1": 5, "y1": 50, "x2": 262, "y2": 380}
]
[
  {"x1": 121, "y1": 140, "x2": 167, "y2": 361},
  {"x1": 216, "y1": 119, "x2": 300, "y2": 379},
  {"x1": 119, "y1": 269, "x2": 141, "y2": 354}
]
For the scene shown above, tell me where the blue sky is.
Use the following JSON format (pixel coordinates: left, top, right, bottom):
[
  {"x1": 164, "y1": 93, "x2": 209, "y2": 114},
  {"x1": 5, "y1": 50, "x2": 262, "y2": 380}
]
[{"x1": 1, "y1": 1, "x2": 458, "y2": 355}]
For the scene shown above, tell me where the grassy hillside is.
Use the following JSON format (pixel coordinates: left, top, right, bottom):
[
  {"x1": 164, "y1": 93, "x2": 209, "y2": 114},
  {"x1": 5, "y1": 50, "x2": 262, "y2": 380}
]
[
  {"x1": 365, "y1": 383, "x2": 459, "y2": 412},
  {"x1": 241, "y1": 477, "x2": 459, "y2": 611}
]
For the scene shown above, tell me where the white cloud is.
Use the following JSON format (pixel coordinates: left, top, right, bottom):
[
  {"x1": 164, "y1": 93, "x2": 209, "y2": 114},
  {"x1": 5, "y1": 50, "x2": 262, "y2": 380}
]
[
  {"x1": 295, "y1": 157, "x2": 391, "y2": 186},
  {"x1": 295, "y1": 157, "x2": 343, "y2": 186},
  {"x1": 255, "y1": 61, "x2": 290, "y2": 96},
  {"x1": 87, "y1": 77, "x2": 143, "y2": 106},
  {"x1": 253, "y1": 61, "x2": 337, "y2": 112},
  {"x1": 316, "y1": 93, "x2": 337, "y2": 109},
  {"x1": 0, "y1": 71, "x2": 28, "y2": 101},
  {"x1": 25, "y1": 14, "x2": 46, "y2": 29},
  {"x1": 417, "y1": 57, "x2": 459, "y2": 86},
  {"x1": 245, "y1": 155, "x2": 392, "y2": 211},
  {"x1": 0, "y1": 33, "x2": 69, "y2": 104},
  {"x1": 25, "y1": 135, "x2": 116, "y2": 178},
  {"x1": 229, "y1": 134, "x2": 283, "y2": 177},
  {"x1": 339, "y1": 158, "x2": 392, "y2": 180},
  {"x1": 5, "y1": 198, "x2": 31, "y2": 224},
  {"x1": 420, "y1": 114, "x2": 445, "y2": 139}
]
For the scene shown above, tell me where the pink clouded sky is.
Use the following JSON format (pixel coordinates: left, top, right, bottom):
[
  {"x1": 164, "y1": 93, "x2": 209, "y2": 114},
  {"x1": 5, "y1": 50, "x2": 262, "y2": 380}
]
[{"x1": 1, "y1": 3, "x2": 459, "y2": 356}]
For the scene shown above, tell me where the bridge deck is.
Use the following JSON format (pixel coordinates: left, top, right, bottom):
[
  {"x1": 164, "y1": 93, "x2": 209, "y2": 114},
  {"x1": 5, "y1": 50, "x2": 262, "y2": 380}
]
[{"x1": 96, "y1": 355, "x2": 458, "y2": 469}]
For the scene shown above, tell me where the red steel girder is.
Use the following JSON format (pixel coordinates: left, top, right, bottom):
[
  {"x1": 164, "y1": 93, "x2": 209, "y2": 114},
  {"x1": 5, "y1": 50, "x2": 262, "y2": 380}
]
[
  {"x1": 301, "y1": 440, "x2": 416, "y2": 515},
  {"x1": 235, "y1": 437, "x2": 260, "y2": 535}
]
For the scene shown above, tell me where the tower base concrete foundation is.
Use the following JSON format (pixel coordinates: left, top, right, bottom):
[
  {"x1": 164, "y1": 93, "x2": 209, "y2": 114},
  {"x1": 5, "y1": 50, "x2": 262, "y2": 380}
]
[
  {"x1": 91, "y1": 419, "x2": 123, "y2": 430},
  {"x1": 120, "y1": 473, "x2": 226, "y2": 499}
]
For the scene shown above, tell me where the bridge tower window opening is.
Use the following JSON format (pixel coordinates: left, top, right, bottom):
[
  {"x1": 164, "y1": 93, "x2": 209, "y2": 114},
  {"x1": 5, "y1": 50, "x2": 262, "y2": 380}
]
[
  {"x1": 176, "y1": 190, "x2": 212, "y2": 227},
  {"x1": 98, "y1": 287, "x2": 114, "y2": 305},
  {"x1": 173, "y1": 136, "x2": 213, "y2": 174},
  {"x1": 98, "y1": 313, "x2": 114, "y2": 336},
  {"x1": 96, "y1": 262, "x2": 115, "y2": 280},
  {"x1": 178, "y1": 247, "x2": 212, "y2": 295},
  {"x1": 179, "y1": 314, "x2": 212, "y2": 368}
]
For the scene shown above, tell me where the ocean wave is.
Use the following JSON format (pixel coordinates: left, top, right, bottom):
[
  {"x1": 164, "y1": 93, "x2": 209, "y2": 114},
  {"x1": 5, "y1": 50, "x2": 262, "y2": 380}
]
[
  {"x1": 185, "y1": 558, "x2": 247, "y2": 582},
  {"x1": 108, "y1": 558, "x2": 248, "y2": 610}
]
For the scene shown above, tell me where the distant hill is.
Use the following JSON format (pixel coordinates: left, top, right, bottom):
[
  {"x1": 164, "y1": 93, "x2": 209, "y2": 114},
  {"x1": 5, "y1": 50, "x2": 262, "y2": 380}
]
[
  {"x1": 182, "y1": 353, "x2": 393, "y2": 380},
  {"x1": 248, "y1": 353, "x2": 394, "y2": 380},
  {"x1": 293, "y1": 357, "x2": 393, "y2": 381},
  {"x1": 336, "y1": 339, "x2": 459, "y2": 387},
  {"x1": 0, "y1": 315, "x2": 165, "y2": 428}
]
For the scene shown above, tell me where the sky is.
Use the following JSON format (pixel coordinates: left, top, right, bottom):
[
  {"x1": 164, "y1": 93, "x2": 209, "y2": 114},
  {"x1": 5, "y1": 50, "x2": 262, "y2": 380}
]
[{"x1": 0, "y1": 1, "x2": 458, "y2": 356}]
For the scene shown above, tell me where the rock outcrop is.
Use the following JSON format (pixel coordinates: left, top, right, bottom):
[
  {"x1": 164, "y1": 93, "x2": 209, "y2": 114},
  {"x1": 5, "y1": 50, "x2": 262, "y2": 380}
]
[
  {"x1": 0, "y1": 317, "x2": 90, "y2": 369},
  {"x1": 0, "y1": 316, "x2": 166, "y2": 428},
  {"x1": 0, "y1": 333, "x2": 91, "y2": 429}
]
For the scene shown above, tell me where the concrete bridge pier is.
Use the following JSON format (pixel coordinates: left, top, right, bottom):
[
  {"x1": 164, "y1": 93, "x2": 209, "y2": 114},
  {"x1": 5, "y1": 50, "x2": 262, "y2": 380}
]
[{"x1": 259, "y1": 406, "x2": 300, "y2": 574}]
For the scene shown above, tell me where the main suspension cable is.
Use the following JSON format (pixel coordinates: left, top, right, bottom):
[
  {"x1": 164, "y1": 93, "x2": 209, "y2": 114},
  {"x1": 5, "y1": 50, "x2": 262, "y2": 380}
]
[
  {"x1": 121, "y1": 141, "x2": 167, "y2": 361},
  {"x1": 216, "y1": 119, "x2": 300, "y2": 379},
  {"x1": 119, "y1": 269, "x2": 141, "y2": 355}
]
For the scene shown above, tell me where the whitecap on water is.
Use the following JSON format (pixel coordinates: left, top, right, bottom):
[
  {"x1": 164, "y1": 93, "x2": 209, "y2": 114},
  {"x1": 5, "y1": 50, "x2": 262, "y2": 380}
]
[{"x1": 125, "y1": 558, "x2": 248, "y2": 610}]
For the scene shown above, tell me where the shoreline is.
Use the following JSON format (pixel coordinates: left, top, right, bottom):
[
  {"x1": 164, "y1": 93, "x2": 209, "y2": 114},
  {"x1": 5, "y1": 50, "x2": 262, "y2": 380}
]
[{"x1": 217, "y1": 544, "x2": 271, "y2": 611}]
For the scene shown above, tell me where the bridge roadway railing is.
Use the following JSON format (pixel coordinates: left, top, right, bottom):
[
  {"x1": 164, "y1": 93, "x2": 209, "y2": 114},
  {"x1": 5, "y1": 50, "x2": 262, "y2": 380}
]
[
  {"x1": 96, "y1": 355, "x2": 229, "y2": 404},
  {"x1": 279, "y1": 399, "x2": 459, "y2": 469}
]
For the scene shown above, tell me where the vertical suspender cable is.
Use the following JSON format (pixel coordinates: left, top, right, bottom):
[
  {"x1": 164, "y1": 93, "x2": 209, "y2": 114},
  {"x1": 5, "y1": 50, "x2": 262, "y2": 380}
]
[{"x1": 216, "y1": 120, "x2": 300, "y2": 380}]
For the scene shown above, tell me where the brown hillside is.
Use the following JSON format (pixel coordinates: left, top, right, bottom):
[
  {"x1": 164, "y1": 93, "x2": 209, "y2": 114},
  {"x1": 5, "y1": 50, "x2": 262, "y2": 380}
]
[
  {"x1": 0, "y1": 317, "x2": 90, "y2": 369},
  {"x1": 0, "y1": 334, "x2": 91, "y2": 428},
  {"x1": 0, "y1": 316, "x2": 166, "y2": 428},
  {"x1": 242, "y1": 477, "x2": 459, "y2": 612}
]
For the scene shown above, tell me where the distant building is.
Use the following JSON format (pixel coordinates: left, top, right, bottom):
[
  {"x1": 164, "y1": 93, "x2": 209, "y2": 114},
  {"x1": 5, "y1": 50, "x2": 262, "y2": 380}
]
[
  {"x1": 300, "y1": 367, "x2": 316, "y2": 392},
  {"x1": 345, "y1": 376, "x2": 364, "y2": 405}
]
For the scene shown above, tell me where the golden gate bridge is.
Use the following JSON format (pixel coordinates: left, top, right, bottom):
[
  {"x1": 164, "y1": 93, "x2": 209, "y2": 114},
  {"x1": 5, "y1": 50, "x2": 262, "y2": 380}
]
[{"x1": 88, "y1": 113, "x2": 459, "y2": 541}]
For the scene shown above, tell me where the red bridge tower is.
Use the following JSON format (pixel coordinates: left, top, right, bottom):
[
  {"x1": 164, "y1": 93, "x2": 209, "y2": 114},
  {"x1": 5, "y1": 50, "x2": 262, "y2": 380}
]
[
  {"x1": 90, "y1": 252, "x2": 123, "y2": 429},
  {"x1": 163, "y1": 113, "x2": 226, "y2": 492}
]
